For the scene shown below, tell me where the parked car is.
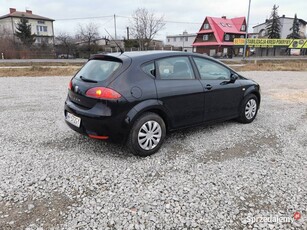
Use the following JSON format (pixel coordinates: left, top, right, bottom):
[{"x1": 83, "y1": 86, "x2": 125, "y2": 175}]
[
  {"x1": 64, "y1": 51, "x2": 260, "y2": 156},
  {"x1": 58, "y1": 54, "x2": 74, "y2": 59}
]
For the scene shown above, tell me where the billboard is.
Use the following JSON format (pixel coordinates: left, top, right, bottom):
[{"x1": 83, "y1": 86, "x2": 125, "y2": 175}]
[{"x1": 234, "y1": 38, "x2": 307, "y2": 48}]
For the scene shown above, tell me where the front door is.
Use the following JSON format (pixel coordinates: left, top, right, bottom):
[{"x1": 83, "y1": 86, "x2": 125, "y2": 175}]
[{"x1": 192, "y1": 57, "x2": 243, "y2": 121}]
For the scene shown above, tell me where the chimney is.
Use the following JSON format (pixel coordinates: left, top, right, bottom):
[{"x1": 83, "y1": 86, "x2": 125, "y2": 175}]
[
  {"x1": 26, "y1": 10, "x2": 32, "y2": 14},
  {"x1": 282, "y1": 15, "x2": 285, "y2": 18},
  {"x1": 9, "y1": 8, "x2": 16, "y2": 14},
  {"x1": 222, "y1": 16, "x2": 226, "y2": 19}
]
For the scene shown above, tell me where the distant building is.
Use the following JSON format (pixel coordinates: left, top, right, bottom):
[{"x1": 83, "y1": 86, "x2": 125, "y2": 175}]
[
  {"x1": 123, "y1": 39, "x2": 163, "y2": 51},
  {"x1": 253, "y1": 15, "x2": 307, "y2": 38},
  {"x1": 0, "y1": 8, "x2": 55, "y2": 45},
  {"x1": 193, "y1": 16, "x2": 247, "y2": 57},
  {"x1": 165, "y1": 31, "x2": 197, "y2": 52},
  {"x1": 149, "y1": 39, "x2": 163, "y2": 49}
]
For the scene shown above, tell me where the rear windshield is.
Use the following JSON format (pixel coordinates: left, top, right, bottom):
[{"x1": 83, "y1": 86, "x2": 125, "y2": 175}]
[{"x1": 75, "y1": 60, "x2": 121, "y2": 82}]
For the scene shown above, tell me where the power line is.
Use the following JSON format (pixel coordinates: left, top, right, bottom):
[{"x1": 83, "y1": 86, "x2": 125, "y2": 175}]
[
  {"x1": 54, "y1": 14, "x2": 299, "y2": 28},
  {"x1": 55, "y1": 15, "x2": 113, "y2": 21}
]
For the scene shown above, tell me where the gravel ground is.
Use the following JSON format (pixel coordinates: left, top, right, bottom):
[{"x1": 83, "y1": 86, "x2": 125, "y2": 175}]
[{"x1": 0, "y1": 71, "x2": 306, "y2": 229}]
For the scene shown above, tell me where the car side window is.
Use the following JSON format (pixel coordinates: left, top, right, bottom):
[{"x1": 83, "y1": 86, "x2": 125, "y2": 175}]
[
  {"x1": 156, "y1": 57, "x2": 195, "y2": 80},
  {"x1": 193, "y1": 57, "x2": 230, "y2": 80},
  {"x1": 142, "y1": 62, "x2": 155, "y2": 77}
]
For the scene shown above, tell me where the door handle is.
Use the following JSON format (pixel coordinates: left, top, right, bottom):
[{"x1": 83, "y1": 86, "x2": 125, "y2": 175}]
[{"x1": 205, "y1": 84, "x2": 212, "y2": 90}]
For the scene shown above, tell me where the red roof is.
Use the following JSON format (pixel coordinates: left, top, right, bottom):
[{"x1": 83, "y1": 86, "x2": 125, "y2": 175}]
[
  {"x1": 231, "y1": 17, "x2": 246, "y2": 31},
  {"x1": 193, "y1": 16, "x2": 246, "y2": 46}
]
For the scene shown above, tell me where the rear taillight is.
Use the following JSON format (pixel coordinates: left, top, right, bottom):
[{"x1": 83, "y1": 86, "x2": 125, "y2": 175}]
[
  {"x1": 85, "y1": 87, "x2": 121, "y2": 100},
  {"x1": 68, "y1": 80, "x2": 72, "y2": 90}
]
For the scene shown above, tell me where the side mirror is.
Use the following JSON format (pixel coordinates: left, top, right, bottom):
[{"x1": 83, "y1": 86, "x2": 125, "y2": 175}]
[{"x1": 230, "y1": 73, "x2": 239, "y2": 83}]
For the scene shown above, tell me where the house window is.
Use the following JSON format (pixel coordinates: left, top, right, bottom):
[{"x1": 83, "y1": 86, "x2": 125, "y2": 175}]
[
  {"x1": 37, "y1": 20, "x2": 45, "y2": 24},
  {"x1": 240, "y1": 35, "x2": 245, "y2": 38},
  {"x1": 241, "y1": 25, "x2": 246, "y2": 31},
  {"x1": 173, "y1": 37, "x2": 176, "y2": 42},
  {"x1": 167, "y1": 38, "x2": 170, "y2": 42},
  {"x1": 185, "y1": 37, "x2": 188, "y2": 41},
  {"x1": 203, "y1": 35, "x2": 209, "y2": 41},
  {"x1": 226, "y1": 23, "x2": 232, "y2": 27},
  {"x1": 36, "y1": 26, "x2": 47, "y2": 32},
  {"x1": 203, "y1": 23, "x2": 209, "y2": 29},
  {"x1": 180, "y1": 37, "x2": 183, "y2": 41},
  {"x1": 220, "y1": 22, "x2": 226, "y2": 27},
  {"x1": 225, "y1": 34, "x2": 230, "y2": 41}
]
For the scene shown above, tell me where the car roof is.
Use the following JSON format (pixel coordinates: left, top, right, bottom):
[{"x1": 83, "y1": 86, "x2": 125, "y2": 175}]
[
  {"x1": 93, "y1": 51, "x2": 193, "y2": 63},
  {"x1": 92, "y1": 51, "x2": 227, "y2": 68}
]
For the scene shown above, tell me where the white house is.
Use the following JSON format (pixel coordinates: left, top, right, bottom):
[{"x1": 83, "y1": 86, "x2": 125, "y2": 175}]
[
  {"x1": 0, "y1": 8, "x2": 55, "y2": 45},
  {"x1": 253, "y1": 15, "x2": 307, "y2": 38},
  {"x1": 165, "y1": 31, "x2": 196, "y2": 52}
]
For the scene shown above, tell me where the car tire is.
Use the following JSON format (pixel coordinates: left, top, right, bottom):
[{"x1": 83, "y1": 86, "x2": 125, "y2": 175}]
[
  {"x1": 127, "y1": 112, "x2": 166, "y2": 157},
  {"x1": 238, "y1": 94, "x2": 259, "y2": 123}
]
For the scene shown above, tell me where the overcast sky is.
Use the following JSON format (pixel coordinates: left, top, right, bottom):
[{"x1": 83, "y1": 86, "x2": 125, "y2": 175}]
[{"x1": 1, "y1": 0, "x2": 306, "y2": 41}]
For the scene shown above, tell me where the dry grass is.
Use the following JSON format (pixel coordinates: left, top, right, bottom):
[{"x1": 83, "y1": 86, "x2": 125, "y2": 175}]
[
  {"x1": 0, "y1": 66, "x2": 81, "y2": 77},
  {"x1": 230, "y1": 60, "x2": 307, "y2": 72},
  {"x1": 0, "y1": 62, "x2": 84, "y2": 67}
]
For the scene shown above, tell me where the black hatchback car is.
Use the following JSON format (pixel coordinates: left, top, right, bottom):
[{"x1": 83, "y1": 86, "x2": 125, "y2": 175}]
[{"x1": 65, "y1": 51, "x2": 260, "y2": 156}]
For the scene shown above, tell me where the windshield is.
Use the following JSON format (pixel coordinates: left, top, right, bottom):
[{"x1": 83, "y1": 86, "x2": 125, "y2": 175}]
[{"x1": 75, "y1": 59, "x2": 121, "y2": 82}]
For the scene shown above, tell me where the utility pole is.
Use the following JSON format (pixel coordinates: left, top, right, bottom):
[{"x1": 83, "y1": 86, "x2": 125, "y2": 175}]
[
  {"x1": 114, "y1": 14, "x2": 117, "y2": 39},
  {"x1": 126, "y1": 27, "x2": 129, "y2": 40},
  {"x1": 243, "y1": 0, "x2": 251, "y2": 60}
]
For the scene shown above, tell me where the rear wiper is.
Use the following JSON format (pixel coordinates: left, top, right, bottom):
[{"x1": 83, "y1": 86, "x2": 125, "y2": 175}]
[{"x1": 80, "y1": 76, "x2": 98, "y2": 83}]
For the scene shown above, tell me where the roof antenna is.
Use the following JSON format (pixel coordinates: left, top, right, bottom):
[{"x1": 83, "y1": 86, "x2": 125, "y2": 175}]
[{"x1": 104, "y1": 29, "x2": 124, "y2": 54}]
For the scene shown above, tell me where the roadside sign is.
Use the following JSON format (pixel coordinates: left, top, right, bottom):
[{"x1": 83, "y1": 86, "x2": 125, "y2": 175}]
[{"x1": 234, "y1": 38, "x2": 307, "y2": 48}]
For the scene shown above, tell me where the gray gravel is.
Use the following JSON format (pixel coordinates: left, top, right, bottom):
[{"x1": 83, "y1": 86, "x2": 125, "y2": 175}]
[{"x1": 0, "y1": 71, "x2": 306, "y2": 229}]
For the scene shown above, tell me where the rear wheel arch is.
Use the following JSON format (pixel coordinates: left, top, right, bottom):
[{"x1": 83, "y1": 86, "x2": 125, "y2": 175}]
[
  {"x1": 130, "y1": 107, "x2": 170, "y2": 132},
  {"x1": 125, "y1": 100, "x2": 171, "y2": 130}
]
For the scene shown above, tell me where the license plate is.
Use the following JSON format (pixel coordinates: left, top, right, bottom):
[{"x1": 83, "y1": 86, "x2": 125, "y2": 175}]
[{"x1": 66, "y1": 112, "x2": 81, "y2": 128}]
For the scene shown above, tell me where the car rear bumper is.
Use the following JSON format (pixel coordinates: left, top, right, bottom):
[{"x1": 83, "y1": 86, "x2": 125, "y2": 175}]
[{"x1": 64, "y1": 97, "x2": 129, "y2": 143}]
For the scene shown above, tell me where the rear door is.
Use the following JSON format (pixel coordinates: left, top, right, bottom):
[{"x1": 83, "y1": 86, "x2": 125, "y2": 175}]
[
  {"x1": 154, "y1": 56, "x2": 204, "y2": 128},
  {"x1": 192, "y1": 57, "x2": 243, "y2": 121}
]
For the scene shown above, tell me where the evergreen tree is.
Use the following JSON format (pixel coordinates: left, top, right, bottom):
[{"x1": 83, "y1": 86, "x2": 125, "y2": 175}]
[
  {"x1": 15, "y1": 15, "x2": 36, "y2": 47},
  {"x1": 266, "y1": 5, "x2": 281, "y2": 38},
  {"x1": 287, "y1": 14, "x2": 301, "y2": 39}
]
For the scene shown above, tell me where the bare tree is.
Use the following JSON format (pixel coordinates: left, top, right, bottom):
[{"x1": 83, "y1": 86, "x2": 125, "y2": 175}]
[
  {"x1": 130, "y1": 8, "x2": 165, "y2": 50},
  {"x1": 77, "y1": 22, "x2": 100, "y2": 46},
  {"x1": 76, "y1": 22, "x2": 100, "y2": 57},
  {"x1": 56, "y1": 32, "x2": 76, "y2": 58}
]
